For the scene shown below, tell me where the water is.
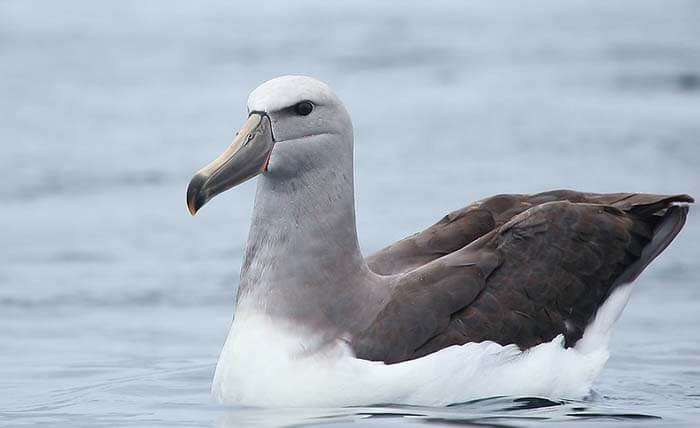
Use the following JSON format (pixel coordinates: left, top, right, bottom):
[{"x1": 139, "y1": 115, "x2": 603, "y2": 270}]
[{"x1": 1, "y1": 0, "x2": 699, "y2": 426}]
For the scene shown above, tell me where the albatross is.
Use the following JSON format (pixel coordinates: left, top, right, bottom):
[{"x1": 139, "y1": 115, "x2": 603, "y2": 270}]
[{"x1": 186, "y1": 75, "x2": 693, "y2": 407}]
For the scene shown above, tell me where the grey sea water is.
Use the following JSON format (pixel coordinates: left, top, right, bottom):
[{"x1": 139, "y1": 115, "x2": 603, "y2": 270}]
[{"x1": 1, "y1": 0, "x2": 699, "y2": 426}]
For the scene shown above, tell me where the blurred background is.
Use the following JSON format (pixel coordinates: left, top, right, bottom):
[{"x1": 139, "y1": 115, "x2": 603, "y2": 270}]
[{"x1": 1, "y1": 0, "x2": 699, "y2": 427}]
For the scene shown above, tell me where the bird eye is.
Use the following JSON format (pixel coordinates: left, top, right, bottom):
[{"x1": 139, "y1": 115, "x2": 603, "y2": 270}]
[{"x1": 294, "y1": 101, "x2": 314, "y2": 116}]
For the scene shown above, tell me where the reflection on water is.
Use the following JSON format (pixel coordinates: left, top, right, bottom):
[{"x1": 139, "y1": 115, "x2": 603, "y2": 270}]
[
  {"x1": 213, "y1": 396, "x2": 664, "y2": 428},
  {"x1": 1, "y1": 0, "x2": 699, "y2": 426}
]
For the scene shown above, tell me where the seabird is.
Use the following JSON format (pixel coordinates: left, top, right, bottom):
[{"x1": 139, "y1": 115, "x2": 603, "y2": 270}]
[{"x1": 186, "y1": 75, "x2": 693, "y2": 407}]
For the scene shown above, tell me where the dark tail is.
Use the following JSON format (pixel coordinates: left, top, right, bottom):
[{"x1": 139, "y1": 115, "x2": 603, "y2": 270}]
[{"x1": 614, "y1": 196, "x2": 692, "y2": 287}]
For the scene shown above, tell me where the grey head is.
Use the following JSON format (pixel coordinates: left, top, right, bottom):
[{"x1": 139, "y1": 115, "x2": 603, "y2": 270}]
[
  {"x1": 187, "y1": 76, "x2": 386, "y2": 336},
  {"x1": 187, "y1": 75, "x2": 354, "y2": 214}
]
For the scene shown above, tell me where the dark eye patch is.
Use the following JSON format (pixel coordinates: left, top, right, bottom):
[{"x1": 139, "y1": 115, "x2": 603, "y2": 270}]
[{"x1": 294, "y1": 101, "x2": 314, "y2": 116}]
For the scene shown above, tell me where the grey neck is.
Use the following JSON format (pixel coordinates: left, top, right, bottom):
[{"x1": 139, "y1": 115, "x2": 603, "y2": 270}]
[{"x1": 235, "y1": 135, "x2": 385, "y2": 335}]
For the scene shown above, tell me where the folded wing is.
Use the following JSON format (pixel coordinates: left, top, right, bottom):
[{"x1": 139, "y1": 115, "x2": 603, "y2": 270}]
[{"x1": 354, "y1": 192, "x2": 692, "y2": 363}]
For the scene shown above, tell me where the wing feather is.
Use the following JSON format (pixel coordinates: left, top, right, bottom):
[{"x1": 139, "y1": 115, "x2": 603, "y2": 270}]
[{"x1": 353, "y1": 193, "x2": 692, "y2": 363}]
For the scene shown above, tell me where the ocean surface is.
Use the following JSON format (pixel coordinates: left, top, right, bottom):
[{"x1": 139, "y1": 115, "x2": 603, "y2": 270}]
[{"x1": 1, "y1": 1, "x2": 699, "y2": 426}]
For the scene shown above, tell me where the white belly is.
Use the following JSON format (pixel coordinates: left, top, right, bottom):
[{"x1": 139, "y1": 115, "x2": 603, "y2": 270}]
[{"x1": 212, "y1": 285, "x2": 633, "y2": 407}]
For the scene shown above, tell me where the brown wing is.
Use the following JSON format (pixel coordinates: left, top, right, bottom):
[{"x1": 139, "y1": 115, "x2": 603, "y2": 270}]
[
  {"x1": 353, "y1": 193, "x2": 692, "y2": 364},
  {"x1": 366, "y1": 189, "x2": 688, "y2": 276}
]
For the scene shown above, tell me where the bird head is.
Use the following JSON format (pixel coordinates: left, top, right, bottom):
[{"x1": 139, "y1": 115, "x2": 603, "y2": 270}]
[{"x1": 187, "y1": 75, "x2": 352, "y2": 215}]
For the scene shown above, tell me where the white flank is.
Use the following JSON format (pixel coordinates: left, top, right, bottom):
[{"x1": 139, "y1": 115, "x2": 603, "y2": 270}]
[{"x1": 213, "y1": 285, "x2": 634, "y2": 407}]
